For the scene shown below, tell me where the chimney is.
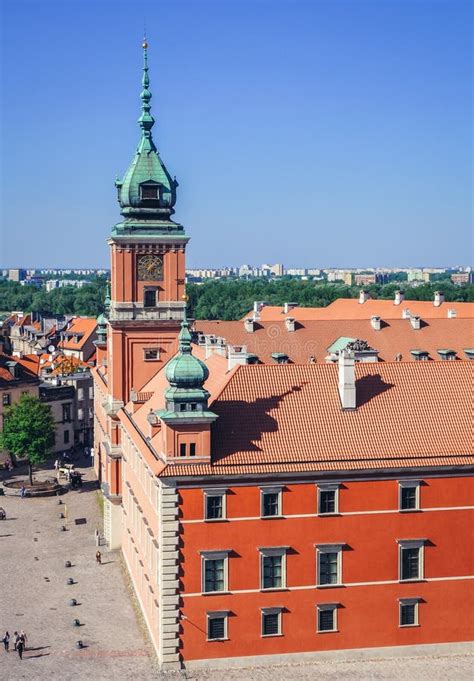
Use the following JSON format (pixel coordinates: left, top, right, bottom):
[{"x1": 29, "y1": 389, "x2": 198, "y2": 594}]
[
  {"x1": 338, "y1": 349, "x2": 356, "y2": 409},
  {"x1": 447, "y1": 308, "x2": 457, "y2": 319},
  {"x1": 370, "y1": 316, "x2": 381, "y2": 331},
  {"x1": 410, "y1": 315, "x2": 421, "y2": 330},
  {"x1": 285, "y1": 317, "x2": 296, "y2": 332},
  {"x1": 283, "y1": 302, "x2": 298, "y2": 314},
  {"x1": 244, "y1": 318, "x2": 256, "y2": 333},
  {"x1": 394, "y1": 290, "x2": 405, "y2": 306},
  {"x1": 434, "y1": 291, "x2": 445, "y2": 307},
  {"x1": 147, "y1": 409, "x2": 161, "y2": 438},
  {"x1": 359, "y1": 290, "x2": 370, "y2": 304},
  {"x1": 402, "y1": 309, "x2": 411, "y2": 319},
  {"x1": 228, "y1": 345, "x2": 251, "y2": 370}
]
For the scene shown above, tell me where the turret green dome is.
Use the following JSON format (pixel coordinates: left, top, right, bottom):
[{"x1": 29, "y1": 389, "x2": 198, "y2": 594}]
[
  {"x1": 115, "y1": 41, "x2": 178, "y2": 220},
  {"x1": 165, "y1": 320, "x2": 209, "y2": 389}
]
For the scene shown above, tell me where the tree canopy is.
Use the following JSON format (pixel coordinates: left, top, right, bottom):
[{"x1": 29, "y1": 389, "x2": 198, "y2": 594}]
[{"x1": 0, "y1": 393, "x2": 56, "y2": 484}]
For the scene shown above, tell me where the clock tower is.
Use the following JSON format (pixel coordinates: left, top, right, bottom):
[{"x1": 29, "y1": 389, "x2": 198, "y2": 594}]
[{"x1": 107, "y1": 40, "x2": 188, "y2": 405}]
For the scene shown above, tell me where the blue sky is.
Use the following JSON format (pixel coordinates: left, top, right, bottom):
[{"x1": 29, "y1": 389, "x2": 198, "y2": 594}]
[{"x1": 1, "y1": 0, "x2": 471, "y2": 268}]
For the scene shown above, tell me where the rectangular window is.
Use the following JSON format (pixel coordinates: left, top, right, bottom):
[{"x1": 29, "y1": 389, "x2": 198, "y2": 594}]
[
  {"x1": 399, "y1": 599, "x2": 419, "y2": 627},
  {"x1": 398, "y1": 540, "x2": 425, "y2": 581},
  {"x1": 206, "y1": 494, "x2": 224, "y2": 520},
  {"x1": 399, "y1": 481, "x2": 420, "y2": 511},
  {"x1": 88, "y1": 386, "x2": 93, "y2": 399},
  {"x1": 2, "y1": 393, "x2": 11, "y2": 406},
  {"x1": 62, "y1": 403, "x2": 72, "y2": 421},
  {"x1": 262, "y1": 609, "x2": 282, "y2": 636},
  {"x1": 77, "y1": 388, "x2": 84, "y2": 400},
  {"x1": 141, "y1": 184, "x2": 159, "y2": 199},
  {"x1": 318, "y1": 552, "x2": 338, "y2": 585},
  {"x1": 179, "y1": 443, "x2": 186, "y2": 457},
  {"x1": 401, "y1": 547, "x2": 420, "y2": 580},
  {"x1": 201, "y1": 552, "x2": 229, "y2": 593},
  {"x1": 144, "y1": 348, "x2": 159, "y2": 361},
  {"x1": 179, "y1": 403, "x2": 187, "y2": 412},
  {"x1": 64, "y1": 430, "x2": 70, "y2": 444},
  {"x1": 317, "y1": 605, "x2": 338, "y2": 632},
  {"x1": 261, "y1": 488, "x2": 281, "y2": 517},
  {"x1": 260, "y1": 549, "x2": 287, "y2": 590},
  {"x1": 144, "y1": 290, "x2": 156, "y2": 308},
  {"x1": 317, "y1": 484, "x2": 339, "y2": 515},
  {"x1": 189, "y1": 443, "x2": 196, "y2": 457},
  {"x1": 207, "y1": 612, "x2": 228, "y2": 641}
]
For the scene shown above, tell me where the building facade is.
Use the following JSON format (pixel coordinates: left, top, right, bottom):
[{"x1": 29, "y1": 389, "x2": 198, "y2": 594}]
[{"x1": 93, "y1": 44, "x2": 474, "y2": 671}]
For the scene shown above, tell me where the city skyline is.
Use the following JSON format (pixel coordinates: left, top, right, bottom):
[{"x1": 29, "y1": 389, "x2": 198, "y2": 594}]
[{"x1": 1, "y1": 0, "x2": 472, "y2": 268}]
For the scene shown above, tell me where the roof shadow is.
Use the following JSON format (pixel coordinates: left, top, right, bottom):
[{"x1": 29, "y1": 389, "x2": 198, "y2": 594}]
[{"x1": 356, "y1": 373, "x2": 394, "y2": 408}]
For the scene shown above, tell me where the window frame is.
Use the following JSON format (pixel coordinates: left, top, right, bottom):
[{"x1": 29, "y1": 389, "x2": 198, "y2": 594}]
[
  {"x1": 200, "y1": 550, "x2": 230, "y2": 594},
  {"x1": 143, "y1": 348, "x2": 160, "y2": 362},
  {"x1": 206, "y1": 610, "x2": 229, "y2": 641},
  {"x1": 398, "y1": 539, "x2": 426, "y2": 582},
  {"x1": 315, "y1": 543, "x2": 344, "y2": 587},
  {"x1": 204, "y1": 488, "x2": 228, "y2": 522},
  {"x1": 399, "y1": 598, "x2": 420, "y2": 627},
  {"x1": 143, "y1": 288, "x2": 157, "y2": 308},
  {"x1": 260, "y1": 486, "x2": 283, "y2": 518},
  {"x1": 259, "y1": 547, "x2": 288, "y2": 591},
  {"x1": 261, "y1": 607, "x2": 283, "y2": 637},
  {"x1": 2, "y1": 392, "x2": 11, "y2": 406},
  {"x1": 316, "y1": 603, "x2": 339, "y2": 633},
  {"x1": 317, "y1": 483, "x2": 340, "y2": 516},
  {"x1": 398, "y1": 480, "x2": 421, "y2": 512}
]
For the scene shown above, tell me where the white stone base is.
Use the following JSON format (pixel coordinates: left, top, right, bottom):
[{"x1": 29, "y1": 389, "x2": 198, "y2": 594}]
[
  {"x1": 183, "y1": 640, "x2": 474, "y2": 671},
  {"x1": 103, "y1": 497, "x2": 122, "y2": 550}
]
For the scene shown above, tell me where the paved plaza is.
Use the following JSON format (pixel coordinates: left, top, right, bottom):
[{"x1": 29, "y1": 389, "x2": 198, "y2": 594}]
[{"x1": 0, "y1": 457, "x2": 472, "y2": 680}]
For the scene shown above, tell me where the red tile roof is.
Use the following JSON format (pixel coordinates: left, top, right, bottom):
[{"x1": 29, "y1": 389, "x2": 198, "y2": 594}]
[
  {"x1": 159, "y1": 362, "x2": 473, "y2": 476},
  {"x1": 195, "y1": 317, "x2": 474, "y2": 364},
  {"x1": 243, "y1": 299, "x2": 474, "y2": 322},
  {"x1": 58, "y1": 317, "x2": 97, "y2": 351}
]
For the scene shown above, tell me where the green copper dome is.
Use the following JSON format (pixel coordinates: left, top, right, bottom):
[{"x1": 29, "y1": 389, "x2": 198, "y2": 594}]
[
  {"x1": 165, "y1": 320, "x2": 209, "y2": 389},
  {"x1": 115, "y1": 42, "x2": 178, "y2": 220}
]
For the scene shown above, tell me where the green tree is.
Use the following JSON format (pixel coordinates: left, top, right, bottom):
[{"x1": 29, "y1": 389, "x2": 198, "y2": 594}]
[{"x1": 0, "y1": 394, "x2": 56, "y2": 485}]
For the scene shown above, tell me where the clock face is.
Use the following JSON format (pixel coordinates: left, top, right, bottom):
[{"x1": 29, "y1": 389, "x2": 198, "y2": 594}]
[{"x1": 137, "y1": 255, "x2": 163, "y2": 281}]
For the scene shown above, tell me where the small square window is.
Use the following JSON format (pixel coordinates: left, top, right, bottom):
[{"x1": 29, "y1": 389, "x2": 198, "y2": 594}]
[
  {"x1": 262, "y1": 609, "x2": 282, "y2": 636},
  {"x1": 206, "y1": 494, "x2": 224, "y2": 520},
  {"x1": 144, "y1": 290, "x2": 156, "y2": 308},
  {"x1": 400, "y1": 603, "x2": 416, "y2": 627},
  {"x1": 190, "y1": 403, "x2": 197, "y2": 411},
  {"x1": 207, "y1": 613, "x2": 228, "y2": 640},
  {"x1": 141, "y1": 184, "x2": 159, "y2": 199},
  {"x1": 261, "y1": 489, "x2": 281, "y2": 517},
  {"x1": 399, "y1": 481, "x2": 420, "y2": 511},
  {"x1": 179, "y1": 403, "x2": 187, "y2": 412},
  {"x1": 144, "y1": 348, "x2": 159, "y2": 361},
  {"x1": 2, "y1": 393, "x2": 11, "y2": 406},
  {"x1": 317, "y1": 605, "x2": 337, "y2": 632}
]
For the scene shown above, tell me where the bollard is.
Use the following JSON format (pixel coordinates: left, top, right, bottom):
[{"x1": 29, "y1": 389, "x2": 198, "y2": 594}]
[
  {"x1": 67, "y1": 577, "x2": 74, "y2": 585},
  {"x1": 73, "y1": 619, "x2": 81, "y2": 627},
  {"x1": 65, "y1": 560, "x2": 72, "y2": 568},
  {"x1": 60, "y1": 525, "x2": 67, "y2": 532},
  {"x1": 69, "y1": 598, "x2": 77, "y2": 606},
  {"x1": 58, "y1": 499, "x2": 63, "y2": 505},
  {"x1": 76, "y1": 640, "x2": 83, "y2": 649},
  {"x1": 59, "y1": 513, "x2": 65, "y2": 519}
]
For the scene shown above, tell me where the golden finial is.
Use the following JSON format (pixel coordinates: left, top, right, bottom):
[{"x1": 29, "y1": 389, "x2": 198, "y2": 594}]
[
  {"x1": 182, "y1": 293, "x2": 189, "y2": 303},
  {"x1": 142, "y1": 39, "x2": 148, "y2": 49}
]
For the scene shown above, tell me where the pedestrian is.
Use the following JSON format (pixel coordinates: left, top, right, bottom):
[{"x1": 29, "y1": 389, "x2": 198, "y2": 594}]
[
  {"x1": 94, "y1": 528, "x2": 100, "y2": 546},
  {"x1": 16, "y1": 638, "x2": 24, "y2": 660},
  {"x1": 13, "y1": 631, "x2": 19, "y2": 650},
  {"x1": 96, "y1": 550, "x2": 102, "y2": 565},
  {"x1": 20, "y1": 485, "x2": 26, "y2": 499},
  {"x1": 2, "y1": 631, "x2": 9, "y2": 652},
  {"x1": 19, "y1": 630, "x2": 28, "y2": 650},
  {"x1": 54, "y1": 458, "x2": 59, "y2": 470}
]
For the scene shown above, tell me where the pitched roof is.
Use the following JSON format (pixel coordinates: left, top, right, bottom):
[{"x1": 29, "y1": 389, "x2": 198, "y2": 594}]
[
  {"x1": 195, "y1": 317, "x2": 474, "y2": 364},
  {"x1": 0, "y1": 352, "x2": 40, "y2": 387},
  {"x1": 58, "y1": 317, "x2": 97, "y2": 351},
  {"x1": 160, "y1": 361, "x2": 473, "y2": 476},
  {"x1": 243, "y1": 299, "x2": 474, "y2": 322}
]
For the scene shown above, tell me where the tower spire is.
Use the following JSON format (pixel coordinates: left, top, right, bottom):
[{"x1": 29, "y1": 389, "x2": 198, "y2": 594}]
[{"x1": 139, "y1": 37, "x2": 155, "y2": 140}]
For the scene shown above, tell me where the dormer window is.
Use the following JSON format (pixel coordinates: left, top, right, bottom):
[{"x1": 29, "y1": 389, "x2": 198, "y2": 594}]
[{"x1": 140, "y1": 183, "x2": 160, "y2": 200}]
